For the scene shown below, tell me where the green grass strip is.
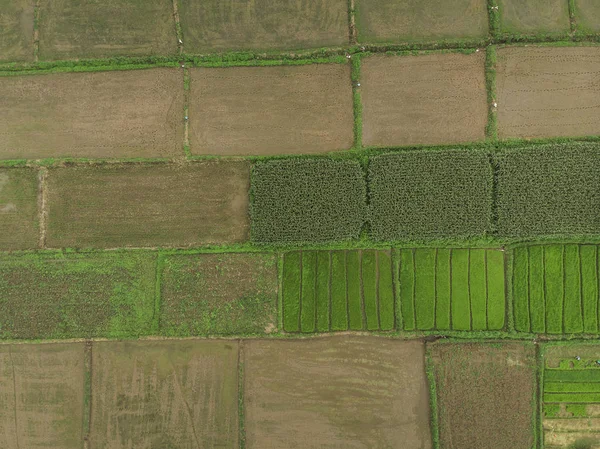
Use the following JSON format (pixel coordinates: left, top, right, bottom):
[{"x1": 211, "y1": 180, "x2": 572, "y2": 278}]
[
  {"x1": 331, "y1": 250, "x2": 348, "y2": 331},
  {"x1": 425, "y1": 346, "x2": 440, "y2": 449},
  {"x1": 282, "y1": 252, "x2": 301, "y2": 332},
  {"x1": 316, "y1": 251, "x2": 331, "y2": 332},
  {"x1": 563, "y1": 245, "x2": 583, "y2": 334},
  {"x1": 486, "y1": 249, "x2": 506, "y2": 330},
  {"x1": 351, "y1": 55, "x2": 362, "y2": 150},
  {"x1": 545, "y1": 382, "x2": 600, "y2": 393},
  {"x1": 301, "y1": 251, "x2": 317, "y2": 333},
  {"x1": 362, "y1": 250, "x2": 379, "y2": 331},
  {"x1": 469, "y1": 249, "x2": 487, "y2": 330},
  {"x1": 545, "y1": 370, "x2": 600, "y2": 383},
  {"x1": 545, "y1": 245, "x2": 565, "y2": 334},
  {"x1": 451, "y1": 249, "x2": 471, "y2": 331},
  {"x1": 378, "y1": 251, "x2": 395, "y2": 331},
  {"x1": 566, "y1": 403, "x2": 588, "y2": 417},
  {"x1": 544, "y1": 392, "x2": 600, "y2": 403},
  {"x1": 543, "y1": 403, "x2": 560, "y2": 418},
  {"x1": 512, "y1": 247, "x2": 530, "y2": 332},
  {"x1": 347, "y1": 251, "x2": 363, "y2": 330},
  {"x1": 414, "y1": 249, "x2": 436, "y2": 330},
  {"x1": 399, "y1": 249, "x2": 416, "y2": 331},
  {"x1": 528, "y1": 246, "x2": 546, "y2": 333},
  {"x1": 484, "y1": 45, "x2": 498, "y2": 141},
  {"x1": 435, "y1": 249, "x2": 451, "y2": 331},
  {"x1": 581, "y1": 245, "x2": 599, "y2": 333}
]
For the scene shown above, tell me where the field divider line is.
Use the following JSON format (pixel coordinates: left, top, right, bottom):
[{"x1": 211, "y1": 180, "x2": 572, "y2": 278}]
[
  {"x1": 568, "y1": 0, "x2": 577, "y2": 35},
  {"x1": 8, "y1": 345, "x2": 20, "y2": 449},
  {"x1": 238, "y1": 339, "x2": 246, "y2": 449},
  {"x1": 37, "y1": 167, "x2": 48, "y2": 249},
  {"x1": 82, "y1": 341, "x2": 93, "y2": 449},
  {"x1": 348, "y1": 0, "x2": 357, "y2": 45},
  {"x1": 33, "y1": 0, "x2": 41, "y2": 62},
  {"x1": 172, "y1": 0, "x2": 184, "y2": 55},
  {"x1": 183, "y1": 67, "x2": 191, "y2": 157}
]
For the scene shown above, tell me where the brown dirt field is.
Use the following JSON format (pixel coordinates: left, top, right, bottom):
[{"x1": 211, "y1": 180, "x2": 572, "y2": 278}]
[
  {"x1": 189, "y1": 64, "x2": 354, "y2": 155},
  {"x1": 497, "y1": 47, "x2": 600, "y2": 139},
  {"x1": 89, "y1": 340, "x2": 239, "y2": 449},
  {"x1": 361, "y1": 53, "x2": 488, "y2": 147},
  {"x1": 0, "y1": 68, "x2": 184, "y2": 160},
  {"x1": 46, "y1": 161, "x2": 250, "y2": 249},
  {"x1": 0, "y1": 0, "x2": 34, "y2": 62},
  {"x1": 0, "y1": 343, "x2": 85, "y2": 449},
  {"x1": 544, "y1": 420, "x2": 600, "y2": 448},
  {"x1": 244, "y1": 336, "x2": 432, "y2": 449},
  {"x1": 431, "y1": 342, "x2": 536, "y2": 449},
  {"x1": 0, "y1": 168, "x2": 39, "y2": 251}
]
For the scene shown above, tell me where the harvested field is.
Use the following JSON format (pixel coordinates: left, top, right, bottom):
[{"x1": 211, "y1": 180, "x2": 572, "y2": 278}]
[
  {"x1": 244, "y1": 336, "x2": 431, "y2": 449},
  {"x1": 431, "y1": 342, "x2": 536, "y2": 449},
  {"x1": 361, "y1": 53, "x2": 487, "y2": 147},
  {"x1": 179, "y1": 0, "x2": 348, "y2": 52},
  {"x1": 399, "y1": 248, "x2": 505, "y2": 331},
  {"x1": 0, "y1": 343, "x2": 84, "y2": 449},
  {"x1": 46, "y1": 161, "x2": 250, "y2": 248},
  {"x1": 356, "y1": 0, "x2": 488, "y2": 43},
  {"x1": 497, "y1": 0, "x2": 570, "y2": 35},
  {"x1": 89, "y1": 340, "x2": 239, "y2": 449},
  {"x1": 0, "y1": 0, "x2": 34, "y2": 62},
  {"x1": 368, "y1": 150, "x2": 493, "y2": 241},
  {"x1": 160, "y1": 252, "x2": 278, "y2": 336},
  {"x1": 0, "y1": 168, "x2": 38, "y2": 251},
  {"x1": 38, "y1": 0, "x2": 177, "y2": 60},
  {"x1": 497, "y1": 47, "x2": 600, "y2": 139},
  {"x1": 0, "y1": 69, "x2": 184, "y2": 160},
  {"x1": 189, "y1": 64, "x2": 354, "y2": 156},
  {"x1": 575, "y1": 0, "x2": 600, "y2": 33},
  {"x1": 282, "y1": 250, "x2": 395, "y2": 333},
  {"x1": 0, "y1": 252, "x2": 155, "y2": 339}
]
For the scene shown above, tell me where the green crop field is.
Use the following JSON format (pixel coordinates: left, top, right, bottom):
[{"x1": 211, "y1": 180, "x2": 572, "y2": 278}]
[
  {"x1": 496, "y1": 0, "x2": 570, "y2": 36},
  {"x1": 574, "y1": 0, "x2": 600, "y2": 33},
  {"x1": 0, "y1": 168, "x2": 39, "y2": 251},
  {"x1": 0, "y1": 0, "x2": 34, "y2": 62}
]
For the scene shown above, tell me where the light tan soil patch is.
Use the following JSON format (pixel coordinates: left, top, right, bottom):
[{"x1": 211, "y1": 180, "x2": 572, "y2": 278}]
[
  {"x1": 0, "y1": 0, "x2": 34, "y2": 62},
  {"x1": 361, "y1": 53, "x2": 487, "y2": 147},
  {"x1": 0, "y1": 168, "x2": 38, "y2": 250},
  {"x1": 497, "y1": 0, "x2": 570, "y2": 35},
  {"x1": 0, "y1": 68, "x2": 184, "y2": 160},
  {"x1": 431, "y1": 342, "x2": 536, "y2": 449},
  {"x1": 0, "y1": 343, "x2": 84, "y2": 449},
  {"x1": 244, "y1": 336, "x2": 432, "y2": 449},
  {"x1": 189, "y1": 64, "x2": 354, "y2": 155},
  {"x1": 179, "y1": 0, "x2": 348, "y2": 52},
  {"x1": 497, "y1": 47, "x2": 600, "y2": 139},
  {"x1": 544, "y1": 426, "x2": 600, "y2": 449},
  {"x1": 89, "y1": 340, "x2": 239, "y2": 449},
  {"x1": 46, "y1": 161, "x2": 249, "y2": 249}
]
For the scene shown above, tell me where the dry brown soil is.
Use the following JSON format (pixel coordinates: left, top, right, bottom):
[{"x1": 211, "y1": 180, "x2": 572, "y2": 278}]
[
  {"x1": 361, "y1": 53, "x2": 488, "y2": 147},
  {"x1": 244, "y1": 336, "x2": 432, "y2": 449},
  {"x1": 0, "y1": 68, "x2": 184, "y2": 160},
  {"x1": 46, "y1": 161, "x2": 250, "y2": 249},
  {"x1": 497, "y1": 47, "x2": 600, "y2": 139},
  {"x1": 189, "y1": 64, "x2": 354, "y2": 155},
  {"x1": 0, "y1": 0, "x2": 34, "y2": 62},
  {"x1": 0, "y1": 168, "x2": 39, "y2": 251}
]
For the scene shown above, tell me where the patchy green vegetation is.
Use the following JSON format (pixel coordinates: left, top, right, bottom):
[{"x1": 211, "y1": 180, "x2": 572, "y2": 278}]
[
  {"x1": 496, "y1": 0, "x2": 571, "y2": 37},
  {"x1": 0, "y1": 168, "x2": 39, "y2": 251},
  {"x1": 0, "y1": 0, "x2": 34, "y2": 62}
]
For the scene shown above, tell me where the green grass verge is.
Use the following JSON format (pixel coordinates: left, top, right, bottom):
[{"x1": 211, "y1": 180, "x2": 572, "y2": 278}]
[
  {"x1": 484, "y1": 45, "x2": 498, "y2": 141},
  {"x1": 425, "y1": 345, "x2": 440, "y2": 449}
]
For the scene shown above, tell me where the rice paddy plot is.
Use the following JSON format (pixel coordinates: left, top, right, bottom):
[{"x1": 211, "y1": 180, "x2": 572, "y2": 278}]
[
  {"x1": 0, "y1": 0, "x2": 34, "y2": 62},
  {"x1": 574, "y1": 0, "x2": 600, "y2": 33},
  {"x1": 496, "y1": 0, "x2": 570, "y2": 36},
  {"x1": 0, "y1": 168, "x2": 39, "y2": 251}
]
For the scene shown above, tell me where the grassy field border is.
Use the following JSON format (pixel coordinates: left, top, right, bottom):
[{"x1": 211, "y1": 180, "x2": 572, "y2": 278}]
[
  {"x1": 484, "y1": 45, "x2": 498, "y2": 141},
  {"x1": 425, "y1": 344, "x2": 440, "y2": 449}
]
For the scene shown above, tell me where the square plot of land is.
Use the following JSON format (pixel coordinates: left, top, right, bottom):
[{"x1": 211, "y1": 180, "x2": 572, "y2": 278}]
[
  {"x1": 189, "y1": 64, "x2": 354, "y2": 155},
  {"x1": 361, "y1": 53, "x2": 487, "y2": 147},
  {"x1": 357, "y1": 0, "x2": 488, "y2": 43},
  {"x1": 0, "y1": 0, "x2": 34, "y2": 62},
  {"x1": 0, "y1": 69, "x2": 184, "y2": 160},
  {"x1": 497, "y1": 47, "x2": 600, "y2": 140},
  {"x1": 38, "y1": 0, "x2": 177, "y2": 60},
  {"x1": 46, "y1": 161, "x2": 250, "y2": 249},
  {"x1": 244, "y1": 336, "x2": 432, "y2": 449},
  {"x1": 497, "y1": 0, "x2": 570, "y2": 35},
  {"x1": 0, "y1": 343, "x2": 85, "y2": 449},
  {"x1": 89, "y1": 340, "x2": 239, "y2": 449},
  {"x1": 0, "y1": 168, "x2": 38, "y2": 251},
  {"x1": 179, "y1": 0, "x2": 348, "y2": 52},
  {"x1": 575, "y1": 0, "x2": 600, "y2": 33}
]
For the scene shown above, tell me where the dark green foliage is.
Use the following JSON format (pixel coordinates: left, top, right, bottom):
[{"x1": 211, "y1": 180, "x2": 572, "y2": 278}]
[
  {"x1": 250, "y1": 158, "x2": 367, "y2": 243},
  {"x1": 378, "y1": 251, "x2": 395, "y2": 330},
  {"x1": 301, "y1": 251, "x2": 317, "y2": 333},
  {"x1": 316, "y1": 251, "x2": 331, "y2": 332},
  {"x1": 331, "y1": 251, "x2": 348, "y2": 331},
  {"x1": 283, "y1": 252, "x2": 301, "y2": 332}
]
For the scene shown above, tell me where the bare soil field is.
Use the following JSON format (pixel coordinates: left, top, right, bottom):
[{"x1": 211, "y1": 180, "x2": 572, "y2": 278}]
[
  {"x1": 179, "y1": 0, "x2": 348, "y2": 52},
  {"x1": 430, "y1": 342, "x2": 536, "y2": 449},
  {"x1": 0, "y1": 0, "x2": 34, "y2": 62},
  {"x1": 497, "y1": 47, "x2": 600, "y2": 139},
  {"x1": 244, "y1": 336, "x2": 432, "y2": 449},
  {"x1": 160, "y1": 252, "x2": 278, "y2": 336},
  {"x1": 38, "y1": 0, "x2": 177, "y2": 60},
  {"x1": 356, "y1": 0, "x2": 488, "y2": 43},
  {"x1": 46, "y1": 161, "x2": 249, "y2": 248},
  {"x1": 0, "y1": 168, "x2": 38, "y2": 251},
  {"x1": 575, "y1": 0, "x2": 600, "y2": 33},
  {"x1": 361, "y1": 53, "x2": 487, "y2": 147},
  {"x1": 89, "y1": 340, "x2": 239, "y2": 449},
  {"x1": 0, "y1": 343, "x2": 84, "y2": 449},
  {"x1": 0, "y1": 68, "x2": 184, "y2": 160},
  {"x1": 189, "y1": 64, "x2": 354, "y2": 155},
  {"x1": 497, "y1": 0, "x2": 570, "y2": 35}
]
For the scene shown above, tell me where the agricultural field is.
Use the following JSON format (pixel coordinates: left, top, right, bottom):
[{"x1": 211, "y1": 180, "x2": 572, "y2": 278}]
[
  {"x1": 0, "y1": 168, "x2": 39, "y2": 251},
  {"x1": 496, "y1": 0, "x2": 570, "y2": 36},
  {"x1": 46, "y1": 161, "x2": 250, "y2": 248},
  {"x1": 399, "y1": 248, "x2": 506, "y2": 332},
  {"x1": 243, "y1": 336, "x2": 432, "y2": 449},
  {"x1": 574, "y1": 0, "x2": 600, "y2": 33},
  {"x1": 496, "y1": 47, "x2": 600, "y2": 140},
  {"x1": 160, "y1": 252, "x2": 278, "y2": 336},
  {"x1": 360, "y1": 53, "x2": 487, "y2": 147},
  {"x1": 189, "y1": 64, "x2": 354, "y2": 156},
  {"x1": 0, "y1": 69, "x2": 184, "y2": 160},
  {"x1": 0, "y1": 0, "x2": 34, "y2": 62},
  {"x1": 282, "y1": 250, "x2": 395, "y2": 333},
  {"x1": 430, "y1": 342, "x2": 537, "y2": 449}
]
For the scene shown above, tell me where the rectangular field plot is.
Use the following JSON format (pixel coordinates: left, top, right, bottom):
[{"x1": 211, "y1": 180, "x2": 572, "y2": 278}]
[
  {"x1": 431, "y1": 342, "x2": 536, "y2": 449},
  {"x1": 189, "y1": 64, "x2": 354, "y2": 156},
  {"x1": 0, "y1": 343, "x2": 84, "y2": 449},
  {"x1": 361, "y1": 53, "x2": 487, "y2": 147},
  {"x1": 0, "y1": 168, "x2": 38, "y2": 251},
  {"x1": 46, "y1": 161, "x2": 250, "y2": 248},
  {"x1": 575, "y1": 0, "x2": 600, "y2": 33},
  {"x1": 497, "y1": 0, "x2": 570, "y2": 36},
  {"x1": 0, "y1": 0, "x2": 34, "y2": 62},
  {"x1": 160, "y1": 252, "x2": 278, "y2": 336},
  {"x1": 0, "y1": 69, "x2": 184, "y2": 160},
  {"x1": 497, "y1": 47, "x2": 600, "y2": 140},
  {"x1": 512, "y1": 244, "x2": 600, "y2": 335},
  {"x1": 179, "y1": 0, "x2": 348, "y2": 52},
  {"x1": 0, "y1": 252, "x2": 155, "y2": 339},
  {"x1": 38, "y1": 0, "x2": 176, "y2": 60},
  {"x1": 282, "y1": 250, "x2": 395, "y2": 332},
  {"x1": 89, "y1": 340, "x2": 238, "y2": 449},
  {"x1": 399, "y1": 248, "x2": 506, "y2": 331},
  {"x1": 244, "y1": 336, "x2": 431, "y2": 449}
]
